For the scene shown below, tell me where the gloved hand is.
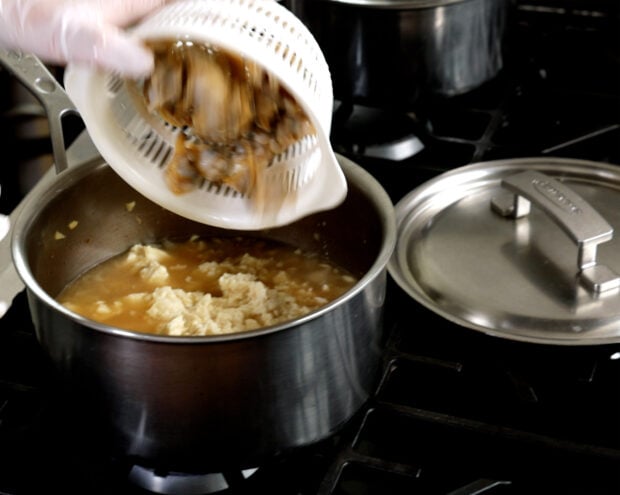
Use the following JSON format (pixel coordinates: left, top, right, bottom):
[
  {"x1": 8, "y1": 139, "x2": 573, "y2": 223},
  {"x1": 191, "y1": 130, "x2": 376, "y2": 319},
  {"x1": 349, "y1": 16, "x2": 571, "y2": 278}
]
[{"x1": 0, "y1": 0, "x2": 168, "y2": 78}]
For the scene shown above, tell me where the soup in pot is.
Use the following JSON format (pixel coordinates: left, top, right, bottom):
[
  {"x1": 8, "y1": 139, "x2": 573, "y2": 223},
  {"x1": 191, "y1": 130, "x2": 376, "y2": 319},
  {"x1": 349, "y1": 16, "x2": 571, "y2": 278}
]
[{"x1": 57, "y1": 236, "x2": 357, "y2": 336}]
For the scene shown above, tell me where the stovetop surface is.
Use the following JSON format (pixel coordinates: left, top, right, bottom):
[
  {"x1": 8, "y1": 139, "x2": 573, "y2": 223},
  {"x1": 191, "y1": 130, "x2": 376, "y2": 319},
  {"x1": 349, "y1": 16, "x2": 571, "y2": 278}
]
[{"x1": 0, "y1": 1, "x2": 619, "y2": 494}]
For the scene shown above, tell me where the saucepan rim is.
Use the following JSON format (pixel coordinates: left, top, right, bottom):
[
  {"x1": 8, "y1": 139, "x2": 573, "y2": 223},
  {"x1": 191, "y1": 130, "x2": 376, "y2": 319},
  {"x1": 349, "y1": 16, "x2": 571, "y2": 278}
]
[{"x1": 11, "y1": 154, "x2": 397, "y2": 344}]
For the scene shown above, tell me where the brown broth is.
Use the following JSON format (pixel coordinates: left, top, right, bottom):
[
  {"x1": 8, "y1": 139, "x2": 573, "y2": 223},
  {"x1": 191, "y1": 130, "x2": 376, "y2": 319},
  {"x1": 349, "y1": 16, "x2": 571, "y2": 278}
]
[{"x1": 57, "y1": 236, "x2": 357, "y2": 336}]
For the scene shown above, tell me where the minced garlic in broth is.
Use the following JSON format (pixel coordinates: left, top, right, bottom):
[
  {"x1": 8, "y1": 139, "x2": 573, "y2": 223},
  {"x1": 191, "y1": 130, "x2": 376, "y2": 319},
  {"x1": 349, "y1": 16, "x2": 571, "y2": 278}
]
[{"x1": 56, "y1": 236, "x2": 357, "y2": 336}]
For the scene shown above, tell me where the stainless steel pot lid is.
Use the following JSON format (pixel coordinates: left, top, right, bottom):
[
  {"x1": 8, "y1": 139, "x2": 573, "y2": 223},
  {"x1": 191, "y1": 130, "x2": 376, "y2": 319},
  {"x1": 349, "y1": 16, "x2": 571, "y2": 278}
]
[{"x1": 387, "y1": 157, "x2": 620, "y2": 345}]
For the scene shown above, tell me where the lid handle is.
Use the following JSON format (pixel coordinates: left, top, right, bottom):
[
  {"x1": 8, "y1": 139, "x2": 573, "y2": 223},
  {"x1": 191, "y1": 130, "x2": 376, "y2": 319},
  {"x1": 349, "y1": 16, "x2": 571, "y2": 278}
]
[{"x1": 491, "y1": 170, "x2": 620, "y2": 294}]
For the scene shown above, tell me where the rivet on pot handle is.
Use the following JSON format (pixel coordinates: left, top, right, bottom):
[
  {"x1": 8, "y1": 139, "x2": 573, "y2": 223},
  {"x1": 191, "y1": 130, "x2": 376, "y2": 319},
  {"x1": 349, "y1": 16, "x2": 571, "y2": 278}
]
[{"x1": 491, "y1": 170, "x2": 620, "y2": 294}]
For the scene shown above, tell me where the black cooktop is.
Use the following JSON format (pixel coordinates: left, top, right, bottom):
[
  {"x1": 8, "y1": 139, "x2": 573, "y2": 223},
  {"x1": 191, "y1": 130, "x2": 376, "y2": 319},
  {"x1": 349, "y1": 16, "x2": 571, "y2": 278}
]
[{"x1": 0, "y1": 1, "x2": 619, "y2": 494}]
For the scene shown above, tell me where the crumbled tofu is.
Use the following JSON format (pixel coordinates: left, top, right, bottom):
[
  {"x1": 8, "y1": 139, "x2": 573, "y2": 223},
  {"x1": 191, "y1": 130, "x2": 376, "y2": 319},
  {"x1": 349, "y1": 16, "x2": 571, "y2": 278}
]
[
  {"x1": 125, "y1": 245, "x2": 171, "y2": 284},
  {"x1": 198, "y1": 260, "x2": 223, "y2": 277},
  {"x1": 140, "y1": 263, "x2": 169, "y2": 284},
  {"x1": 143, "y1": 273, "x2": 309, "y2": 336},
  {"x1": 126, "y1": 201, "x2": 136, "y2": 212},
  {"x1": 127, "y1": 244, "x2": 171, "y2": 263},
  {"x1": 57, "y1": 238, "x2": 357, "y2": 337},
  {"x1": 54, "y1": 231, "x2": 65, "y2": 240},
  {"x1": 68, "y1": 220, "x2": 78, "y2": 230}
]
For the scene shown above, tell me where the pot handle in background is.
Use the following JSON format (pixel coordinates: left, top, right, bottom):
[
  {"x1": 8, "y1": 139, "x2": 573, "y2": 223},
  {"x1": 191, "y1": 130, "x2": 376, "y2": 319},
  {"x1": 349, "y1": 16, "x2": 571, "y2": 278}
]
[
  {"x1": 447, "y1": 478, "x2": 512, "y2": 495},
  {"x1": 0, "y1": 49, "x2": 78, "y2": 173},
  {"x1": 0, "y1": 49, "x2": 100, "y2": 318},
  {"x1": 491, "y1": 170, "x2": 620, "y2": 294}
]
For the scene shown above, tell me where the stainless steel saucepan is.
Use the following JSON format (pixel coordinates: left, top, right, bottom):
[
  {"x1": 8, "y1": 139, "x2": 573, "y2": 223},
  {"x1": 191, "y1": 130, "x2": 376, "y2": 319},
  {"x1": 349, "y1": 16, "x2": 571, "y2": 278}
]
[{"x1": 3, "y1": 50, "x2": 397, "y2": 472}]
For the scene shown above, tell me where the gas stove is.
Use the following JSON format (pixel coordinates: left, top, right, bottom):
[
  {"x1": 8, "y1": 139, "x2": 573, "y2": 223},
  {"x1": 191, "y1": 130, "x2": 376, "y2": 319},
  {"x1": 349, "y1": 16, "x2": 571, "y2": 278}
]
[{"x1": 0, "y1": 1, "x2": 619, "y2": 494}]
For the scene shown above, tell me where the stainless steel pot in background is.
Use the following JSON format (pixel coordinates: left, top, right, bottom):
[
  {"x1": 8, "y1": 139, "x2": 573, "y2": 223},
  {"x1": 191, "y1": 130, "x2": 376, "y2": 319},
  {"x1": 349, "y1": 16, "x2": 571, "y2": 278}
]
[{"x1": 283, "y1": 0, "x2": 512, "y2": 106}]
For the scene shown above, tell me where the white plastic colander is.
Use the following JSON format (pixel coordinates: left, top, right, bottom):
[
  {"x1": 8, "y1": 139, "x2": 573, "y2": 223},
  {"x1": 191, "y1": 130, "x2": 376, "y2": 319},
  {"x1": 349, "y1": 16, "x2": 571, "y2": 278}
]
[{"x1": 63, "y1": 0, "x2": 347, "y2": 230}]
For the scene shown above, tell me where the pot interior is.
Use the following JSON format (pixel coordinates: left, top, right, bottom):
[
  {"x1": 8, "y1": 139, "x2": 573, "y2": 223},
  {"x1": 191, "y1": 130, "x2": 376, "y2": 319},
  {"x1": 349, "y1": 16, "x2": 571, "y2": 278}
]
[{"x1": 16, "y1": 155, "x2": 393, "y2": 302}]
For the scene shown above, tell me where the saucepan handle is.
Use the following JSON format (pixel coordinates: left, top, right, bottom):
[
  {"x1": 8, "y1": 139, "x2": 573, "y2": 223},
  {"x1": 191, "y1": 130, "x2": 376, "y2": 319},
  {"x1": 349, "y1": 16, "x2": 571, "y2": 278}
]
[
  {"x1": 0, "y1": 49, "x2": 78, "y2": 173},
  {"x1": 0, "y1": 50, "x2": 97, "y2": 318},
  {"x1": 491, "y1": 170, "x2": 620, "y2": 294}
]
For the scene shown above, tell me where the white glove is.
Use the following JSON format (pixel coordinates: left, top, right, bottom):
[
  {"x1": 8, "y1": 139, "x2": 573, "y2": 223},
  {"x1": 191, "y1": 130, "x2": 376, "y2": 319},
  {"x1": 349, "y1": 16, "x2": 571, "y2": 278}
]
[{"x1": 0, "y1": 0, "x2": 168, "y2": 78}]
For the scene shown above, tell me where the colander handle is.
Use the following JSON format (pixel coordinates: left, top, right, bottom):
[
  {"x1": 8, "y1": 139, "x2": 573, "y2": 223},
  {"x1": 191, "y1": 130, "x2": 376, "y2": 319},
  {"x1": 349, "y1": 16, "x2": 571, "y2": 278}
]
[{"x1": 0, "y1": 49, "x2": 78, "y2": 173}]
